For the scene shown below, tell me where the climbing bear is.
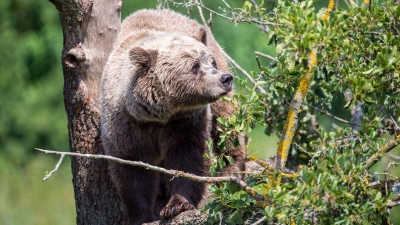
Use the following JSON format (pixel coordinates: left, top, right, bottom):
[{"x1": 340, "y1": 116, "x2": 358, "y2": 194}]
[{"x1": 100, "y1": 9, "x2": 246, "y2": 225}]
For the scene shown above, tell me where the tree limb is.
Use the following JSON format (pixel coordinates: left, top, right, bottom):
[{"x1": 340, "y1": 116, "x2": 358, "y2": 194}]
[
  {"x1": 364, "y1": 134, "x2": 400, "y2": 170},
  {"x1": 275, "y1": 49, "x2": 317, "y2": 169},
  {"x1": 387, "y1": 194, "x2": 400, "y2": 208},
  {"x1": 322, "y1": 0, "x2": 339, "y2": 21},
  {"x1": 35, "y1": 148, "x2": 265, "y2": 201}
]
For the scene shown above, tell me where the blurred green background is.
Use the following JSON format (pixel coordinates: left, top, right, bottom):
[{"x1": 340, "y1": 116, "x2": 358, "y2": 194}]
[{"x1": 1, "y1": 0, "x2": 399, "y2": 224}]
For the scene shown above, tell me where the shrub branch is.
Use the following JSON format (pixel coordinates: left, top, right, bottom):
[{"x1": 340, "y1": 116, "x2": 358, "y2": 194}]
[{"x1": 275, "y1": 49, "x2": 317, "y2": 169}]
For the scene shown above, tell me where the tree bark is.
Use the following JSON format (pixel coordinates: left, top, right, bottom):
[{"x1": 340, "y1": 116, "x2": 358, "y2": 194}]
[{"x1": 49, "y1": 0, "x2": 126, "y2": 224}]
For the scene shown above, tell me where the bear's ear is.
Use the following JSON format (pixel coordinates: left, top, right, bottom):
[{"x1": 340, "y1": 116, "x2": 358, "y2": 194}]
[
  {"x1": 129, "y1": 47, "x2": 157, "y2": 68},
  {"x1": 191, "y1": 26, "x2": 207, "y2": 46}
]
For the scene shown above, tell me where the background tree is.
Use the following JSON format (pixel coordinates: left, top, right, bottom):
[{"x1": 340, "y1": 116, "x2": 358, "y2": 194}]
[{"x1": 46, "y1": 0, "x2": 126, "y2": 224}]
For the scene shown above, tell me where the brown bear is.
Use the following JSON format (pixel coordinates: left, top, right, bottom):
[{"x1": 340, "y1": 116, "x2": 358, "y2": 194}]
[{"x1": 100, "y1": 9, "x2": 246, "y2": 225}]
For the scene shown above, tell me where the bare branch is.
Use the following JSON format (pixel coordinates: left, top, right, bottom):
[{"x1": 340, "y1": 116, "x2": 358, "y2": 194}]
[
  {"x1": 387, "y1": 194, "x2": 400, "y2": 208},
  {"x1": 373, "y1": 172, "x2": 399, "y2": 180},
  {"x1": 251, "y1": 216, "x2": 267, "y2": 225},
  {"x1": 303, "y1": 102, "x2": 360, "y2": 127},
  {"x1": 255, "y1": 51, "x2": 275, "y2": 61},
  {"x1": 191, "y1": 0, "x2": 278, "y2": 26},
  {"x1": 388, "y1": 153, "x2": 400, "y2": 161},
  {"x1": 249, "y1": 0, "x2": 270, "y2": 33},
  {"x1": 225, "y1": 50, "x2": 268, "y2": 95},
  {"x1": 369, "y1": 178, "x2": 400, "y2": 193},
  {"x1": 294, "y1": 142, "x2": 312, "y2": 157},
  {"x1": 365, "y1": 134, "x2": 400, "y2": 170},
  {"x1": 35, "y1": 148, "x2": 265, "y2": 201},
  {"x1": 43, "y1": 155, "x2": 65, "y2": 181}
]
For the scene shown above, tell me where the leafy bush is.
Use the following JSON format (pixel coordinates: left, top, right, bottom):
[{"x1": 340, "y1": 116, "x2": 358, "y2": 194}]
[{"x1": 181, "y1": 0, "x2": 400, "y2": 223}]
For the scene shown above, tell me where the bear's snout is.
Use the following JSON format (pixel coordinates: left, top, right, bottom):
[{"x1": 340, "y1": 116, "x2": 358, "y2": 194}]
[{"x1": 220, "y1": 73, "x2": 233, "y2": 90}]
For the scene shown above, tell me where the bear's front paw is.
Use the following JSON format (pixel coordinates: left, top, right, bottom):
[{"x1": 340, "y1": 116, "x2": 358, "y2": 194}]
[{"x1": 160, "y1": 202, "x2": 195, "y2": 219}]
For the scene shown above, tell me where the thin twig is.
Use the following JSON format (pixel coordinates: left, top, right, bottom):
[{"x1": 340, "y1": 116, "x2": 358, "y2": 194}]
[
  {"x1": 303, "y1": 102, "x2": 359, "y2": 127},
  {"x1": 390, "y1": 116, "x2": 400, "y2": 132},
  {"x1": 255, "y1": 51, "x2": 275, "y2": 61},
  {"x1": 35, "y1": 148, "x2": 265, "y2": 201},
  {"x1": 294, "y1": 142, "x2": 312, "y2": 156},
  {"x1": 251, "y1": 216, "x2": 267, "y2": 225},
  {"x1": 192, "y1": 0, "x2": 278, "y2": 26},
  {"x1": 195, "y1": 0, "x2": 268, "y2": 96},
  {"x1": 388, "y1": 153, "x2": 400, "y2": 161},
  {"x1": 369, "y1": 178, "x2": 400, "y2": 194},
  {"x1": 373, "y1": 172, "x2": 399, "y2": 180},
  {"x1": 249, "y1": 0, "x2": 270, "y2": 33},
  {"x1": 250, "y1": 0, "x2": 259, "y2": 11},
  {"x1": 43, "y1": 155, "x2": 65, "y2": 181},
  {"x1": 221, "y1": 0, "x2": 231, "y2": 9},
  {"x1": 384, "y1": 162, "x2": 393, "y2": 195}
]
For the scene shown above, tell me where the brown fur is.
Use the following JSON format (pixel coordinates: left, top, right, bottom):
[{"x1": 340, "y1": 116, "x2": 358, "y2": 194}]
[{"x1": 100, "y1": 9, "x2": 246, "y2": 225}]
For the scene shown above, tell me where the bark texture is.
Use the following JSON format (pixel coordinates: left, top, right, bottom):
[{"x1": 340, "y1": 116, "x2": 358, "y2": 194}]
[{"x1": 49, "y1": 0, "x2": 126, "y2": 224}]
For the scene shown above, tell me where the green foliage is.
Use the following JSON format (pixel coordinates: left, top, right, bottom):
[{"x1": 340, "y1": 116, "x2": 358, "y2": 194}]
[
  {"x1": 206, "y1": 183, "x2": 257, "y2": 224},
  {"x1": 195, "y1": 0, "x2": 400, "y2": 223},
  {"x1": 263, "y1": 146, "x2": 391, "y2": 224}
]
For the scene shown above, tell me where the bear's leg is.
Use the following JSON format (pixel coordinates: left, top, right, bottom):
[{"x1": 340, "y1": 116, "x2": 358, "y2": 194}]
[
  {"x1": 110, "y1": 162, "x2": 159, "y2": 225},
  {"x1": 159, "y1": 142, "x2": 206, "y2": 219}
]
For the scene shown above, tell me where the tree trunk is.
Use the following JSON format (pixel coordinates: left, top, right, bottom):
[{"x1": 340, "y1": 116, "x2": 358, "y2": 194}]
[
  {"x1": 49, "y1": 0, "x2": 126, "y2": 224},
  {"x1": 49, "y1": 1, "x2": 252, "y2": 224}
]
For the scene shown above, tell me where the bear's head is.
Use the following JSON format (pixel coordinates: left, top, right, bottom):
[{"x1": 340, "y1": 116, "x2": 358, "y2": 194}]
[{"x1": 126, "y1": 27, "x2": 233, "y2": 123}]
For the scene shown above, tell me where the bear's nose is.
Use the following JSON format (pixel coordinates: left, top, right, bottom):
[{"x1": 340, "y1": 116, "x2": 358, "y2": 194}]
[{"x1": 220, "y1": 73, "x2": 233, "y2": 89}]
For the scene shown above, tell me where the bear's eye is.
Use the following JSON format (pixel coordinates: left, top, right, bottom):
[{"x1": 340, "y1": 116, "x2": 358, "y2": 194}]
[
  {"x1": 192, "y1": 62, "x2": 200, "y2": 75},
  {"x1": 211, "y1": 60, "x2": 217, "y2": 69}
]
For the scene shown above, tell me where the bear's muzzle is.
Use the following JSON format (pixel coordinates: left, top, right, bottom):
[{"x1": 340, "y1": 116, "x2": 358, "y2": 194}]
[{"x1": 220, "y1": 73, "x2": 233, "y2": 91}]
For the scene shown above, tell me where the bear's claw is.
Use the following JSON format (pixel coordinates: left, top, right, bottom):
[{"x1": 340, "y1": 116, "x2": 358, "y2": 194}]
[{"x1": 160, "y1": 202, "x2": 195, "y2": 219}]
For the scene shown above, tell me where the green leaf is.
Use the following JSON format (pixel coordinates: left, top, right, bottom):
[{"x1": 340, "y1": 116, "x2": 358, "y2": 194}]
[
  {"x1": 255, "y1": 81, "x2": 267, "y2": 86},
  {"x1": 361, "y1": 68, "x2": 375, "y2": 75},
  {"x1": 264, "y1": 206, "x2": 274, "y2": 219},
  {"x1": 372, "y1": 191, "x2": 382, "y2": 202},
  {"x1": 226, "y1": 155, "x2": 235, "y2": 165},
  {"x1": 228, "y1": 210, "x2": 244, "y2": 224},
  {"x1": 227, "y1": 182, "x2": 238, "y2": 194},
  {"x1": 242, "y1": 1, "x2": 252, "y2": 12}
]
